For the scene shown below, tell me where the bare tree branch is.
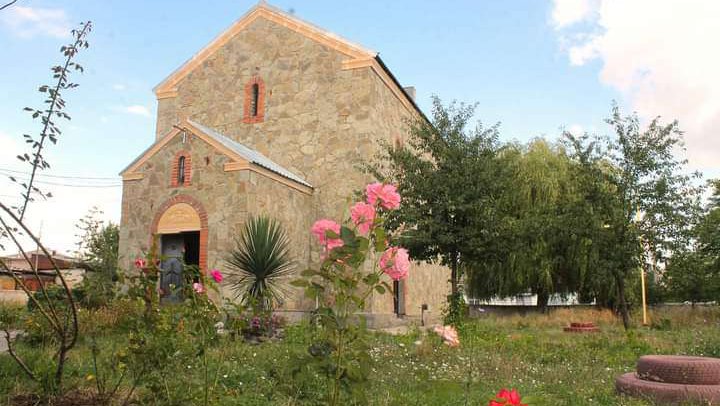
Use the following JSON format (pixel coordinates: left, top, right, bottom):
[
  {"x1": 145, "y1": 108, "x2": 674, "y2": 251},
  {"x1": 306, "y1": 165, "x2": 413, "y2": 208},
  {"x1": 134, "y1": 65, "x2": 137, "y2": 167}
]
[
  {"x1": 0, "y1": 0, "x2": 19, "y2": 12},
  {"x1": 3, "y1": 329, "x2": 37, "y2": 382},
  {"x1": 19, "y1": 21, "x2": 92, "y2": 220}
]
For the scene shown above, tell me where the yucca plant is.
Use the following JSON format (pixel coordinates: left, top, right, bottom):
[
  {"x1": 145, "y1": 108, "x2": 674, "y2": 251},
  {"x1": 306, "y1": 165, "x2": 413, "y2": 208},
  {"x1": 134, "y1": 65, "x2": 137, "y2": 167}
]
[{"x1": 225, "y1": 216, "x2": 295, "y2": 311}]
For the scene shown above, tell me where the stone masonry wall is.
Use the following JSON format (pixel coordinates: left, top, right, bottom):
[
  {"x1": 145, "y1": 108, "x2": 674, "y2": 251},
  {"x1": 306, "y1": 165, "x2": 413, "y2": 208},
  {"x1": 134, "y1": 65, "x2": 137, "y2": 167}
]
[
  {"x1": 123, "y1": 14, "x2": 450, "y2": 319},
  {"x1": 119, "y1": 132, "x2": 312, "y2": 311}
]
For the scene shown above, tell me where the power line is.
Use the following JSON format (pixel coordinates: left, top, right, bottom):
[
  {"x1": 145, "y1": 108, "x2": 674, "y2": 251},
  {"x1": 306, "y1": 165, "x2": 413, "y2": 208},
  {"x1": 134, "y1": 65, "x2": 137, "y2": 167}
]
[
  {"x1": 0, "y1": 167, "x2": 119, "y2": 181},
  {"x1": 1, "y1": 176, "x2": 122, "y2": 188}
]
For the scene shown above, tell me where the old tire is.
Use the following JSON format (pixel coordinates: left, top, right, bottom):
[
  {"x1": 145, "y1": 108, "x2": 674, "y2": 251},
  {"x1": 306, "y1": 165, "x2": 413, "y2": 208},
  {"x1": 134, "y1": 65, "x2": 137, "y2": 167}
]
[
  {"x1": 636, "y1": 355, "x2": 720, "y2": 385},
  {"x1": 616, "y1": 372, "x2": 720, "y2": 404}
]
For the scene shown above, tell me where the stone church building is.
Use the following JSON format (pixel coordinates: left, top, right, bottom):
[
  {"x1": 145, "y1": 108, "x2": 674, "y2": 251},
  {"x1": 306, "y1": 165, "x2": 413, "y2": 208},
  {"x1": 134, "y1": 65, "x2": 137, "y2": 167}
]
[{"x1": 118, "y1": 2, "x2": 449, "y2": 326}]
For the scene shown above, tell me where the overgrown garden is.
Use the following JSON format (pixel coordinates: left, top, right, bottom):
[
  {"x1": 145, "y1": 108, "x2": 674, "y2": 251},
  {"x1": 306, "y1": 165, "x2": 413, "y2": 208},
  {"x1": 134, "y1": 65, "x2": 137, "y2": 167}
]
[{"x1": 1, "y1": 14, "x2": 719, "y2": 406}]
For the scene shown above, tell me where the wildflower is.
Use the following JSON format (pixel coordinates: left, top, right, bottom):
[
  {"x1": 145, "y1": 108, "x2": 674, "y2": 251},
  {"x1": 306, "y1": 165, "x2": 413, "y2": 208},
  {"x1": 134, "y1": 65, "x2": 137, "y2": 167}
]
[
  {"x1": 134, "y1": 258, "x2": 146, "y2": 268},
  {"x1": 433, "y1": 325, "x2": 460, "y2": 347},
  {"x1": 192, "y1": 282, "x2": 206, "y2": 294},
  {"x1": 489, "y1": 388, "x2": 527, "y2": 406},
  {"x1": 210, "y1": 269, "x2": 223, "y2": 283},
  {"x1": 379, "y1": 247, "x2": 410, "y2": 280},
  {"x1": 366, "y1": 182, "x2": 401, "y2": 210},
  {"x1": 350, "y1": 202, "x2": 376, "y2": 234},
  {"x1": 311, "y1": 219, "x2": 343, "y2": 250}
]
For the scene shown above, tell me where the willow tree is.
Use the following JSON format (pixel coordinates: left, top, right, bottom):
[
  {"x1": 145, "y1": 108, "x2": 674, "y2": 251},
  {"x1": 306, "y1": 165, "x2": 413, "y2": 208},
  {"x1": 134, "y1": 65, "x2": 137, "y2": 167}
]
[{"x1": 467, "y1": 139, "x2": 587, "y2": 310}]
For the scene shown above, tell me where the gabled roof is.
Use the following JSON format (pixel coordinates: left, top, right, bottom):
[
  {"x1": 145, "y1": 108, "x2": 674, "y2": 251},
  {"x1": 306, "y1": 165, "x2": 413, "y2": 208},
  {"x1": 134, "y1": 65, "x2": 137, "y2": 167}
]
[
  {"x1": 187, "y1": 120, "x2": 312, "y2": 188},
  {"x1": 152, "y1": 2, "x2": 424, "y2": 118},
  {"x1": 154, "y1": 2, "x2": 376, "y2": 97},
  {"x1": 120, "y1": 119, "x2": 312, "y2": 195}
]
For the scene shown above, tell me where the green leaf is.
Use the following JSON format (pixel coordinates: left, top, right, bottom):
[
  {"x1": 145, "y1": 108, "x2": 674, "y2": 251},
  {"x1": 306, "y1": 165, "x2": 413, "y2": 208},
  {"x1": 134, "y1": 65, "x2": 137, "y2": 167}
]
[
  {"x1": 374, "y1": 228, "x2": 387, "y2": 252},
  {"x1": 374, "y1": 285, "x2": 386, "y2": 294},
  {"x1": 300, "y1": 268, "x2": 316, "y2": 277},
  {"x1": 290, "y1": 279, "x2": 308, "y2": 288}
]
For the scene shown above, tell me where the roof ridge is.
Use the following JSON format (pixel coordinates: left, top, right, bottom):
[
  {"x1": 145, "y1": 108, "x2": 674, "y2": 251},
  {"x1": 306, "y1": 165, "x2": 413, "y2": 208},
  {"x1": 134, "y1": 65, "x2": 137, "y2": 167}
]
[{"x1": 153, "y1": 2, "x2": 376, "y2": 96}]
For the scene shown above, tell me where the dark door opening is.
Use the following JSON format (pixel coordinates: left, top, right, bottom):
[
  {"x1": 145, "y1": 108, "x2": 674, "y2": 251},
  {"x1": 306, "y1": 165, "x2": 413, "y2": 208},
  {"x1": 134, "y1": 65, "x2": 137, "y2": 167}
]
[
  {"x1": 160, "y1": 231, "x2": 200, "y2": 303},
  {"x1": 182, "y1": 231, "x2": 200, "y2": 267},
  {"x1": 393, "y1": 280, "x2": 405, "y2": 317}
]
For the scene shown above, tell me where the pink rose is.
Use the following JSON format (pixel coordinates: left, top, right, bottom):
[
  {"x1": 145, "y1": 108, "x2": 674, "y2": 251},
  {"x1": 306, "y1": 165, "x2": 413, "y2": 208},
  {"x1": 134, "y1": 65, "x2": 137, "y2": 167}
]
[
  {"x1": 311, "y1": 219, "x2": 344, "y2": 251},
  {"x1": 210, "y1": 269, "x2": 223, "y2": 283},
  {"x1": 366, "y1": 182, "x2": 401, "y2": 210},
  {"x1": 192, "y1": 282, "x2": 206, "y2": 294},
  {"x1": 134, "y1": 258, "x2": 146, "y2": 269},
  {"x1": 433, "y1": 325, "x2": 460, "y2": 347},
  {"x1": 379, "y1": 247, "x2": 410, "y2": 280},
  {"x1": 350, "y1": 202, "x2": 376, "y2": 234}
]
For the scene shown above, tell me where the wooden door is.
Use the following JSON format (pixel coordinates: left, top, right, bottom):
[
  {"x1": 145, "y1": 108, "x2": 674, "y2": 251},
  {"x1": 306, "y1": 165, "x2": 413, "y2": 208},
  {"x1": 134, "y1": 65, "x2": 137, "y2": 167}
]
[{"x1": 160, "y1": 234, "x2": 184, "y2": 303}]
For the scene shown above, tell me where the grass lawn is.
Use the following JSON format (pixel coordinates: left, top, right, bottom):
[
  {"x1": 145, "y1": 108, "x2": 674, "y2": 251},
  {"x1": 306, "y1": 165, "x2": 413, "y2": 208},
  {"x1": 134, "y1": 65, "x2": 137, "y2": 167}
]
[{"x1": 1, "y1": 306, "x2": 719, "y2": 405}]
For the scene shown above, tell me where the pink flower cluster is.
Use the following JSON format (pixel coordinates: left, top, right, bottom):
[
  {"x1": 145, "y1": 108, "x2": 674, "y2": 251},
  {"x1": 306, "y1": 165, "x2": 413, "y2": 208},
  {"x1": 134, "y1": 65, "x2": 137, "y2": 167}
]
[
  {"x1": 193, "y1": 270, "x2": 223, "y2": 295},
  {"x1": 210, "y1": 269, "x2": 223, "y2": 283},
  {"x1": 134, "y1": 258, "x2": 146, "y2": 269},
  {"x1": 433, "y1": 324, "x2": 460, "y2": 347},
  {"x1": 366, "y1": 182, "x2": 401, "y2": 210},
  {"x1": 310, "y1": 182, "x2": 409, "y2": 281},
  {"x1": 311, "y1": 219, "x2": 344, "y2": 251},
  {"x1": 350, "y1": 202, "x2": 376, "y2": 235},
  {"x1": 379, "y1": 246, "x2": 410, "y2": 281},
  {"x1": 489, "y1": 389, "x2": 527, "y2": 406}
]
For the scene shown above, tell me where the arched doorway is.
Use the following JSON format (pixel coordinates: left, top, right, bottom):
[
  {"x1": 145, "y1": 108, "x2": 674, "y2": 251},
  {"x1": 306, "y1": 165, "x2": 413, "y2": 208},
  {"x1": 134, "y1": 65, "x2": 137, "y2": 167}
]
[{"x1": 152, "y1": 196, "x2": 208, "y2": 302}]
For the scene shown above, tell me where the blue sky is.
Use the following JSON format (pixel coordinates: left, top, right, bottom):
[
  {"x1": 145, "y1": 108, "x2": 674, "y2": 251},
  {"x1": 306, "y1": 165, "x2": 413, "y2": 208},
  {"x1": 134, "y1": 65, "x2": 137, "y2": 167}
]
[{"x1": 1, "y1": 0, "x2": 717, "y2": 253}]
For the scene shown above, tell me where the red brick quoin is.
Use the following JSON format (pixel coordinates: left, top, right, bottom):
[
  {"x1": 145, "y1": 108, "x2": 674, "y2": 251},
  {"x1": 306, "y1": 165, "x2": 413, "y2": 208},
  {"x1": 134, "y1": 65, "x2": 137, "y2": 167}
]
[
  {"x1": 170, "y1": 150, "x2": 192, "y2": 187},
  {"x1": 150, "y1": 194, "x2": 209, "y2": 272},
  {"x1": 243, "y1": 76, "x2": 266, "y2": 124}
]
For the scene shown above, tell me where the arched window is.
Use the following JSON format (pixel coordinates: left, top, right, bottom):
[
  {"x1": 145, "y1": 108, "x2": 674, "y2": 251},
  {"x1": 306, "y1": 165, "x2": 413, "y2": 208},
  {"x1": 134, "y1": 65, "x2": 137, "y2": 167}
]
[
  {"x1": 250, "y1": 83, "x2": 260, "y2": 117},
  {"x1": 243, "y1": 76, "x2": 265, "y2": 123},
  {"x1": 172, "y1": 151, "x2": 191, "y2": 187},
  {"x1": 177, "y1": 156, "x2": 186, "y2": 185}
]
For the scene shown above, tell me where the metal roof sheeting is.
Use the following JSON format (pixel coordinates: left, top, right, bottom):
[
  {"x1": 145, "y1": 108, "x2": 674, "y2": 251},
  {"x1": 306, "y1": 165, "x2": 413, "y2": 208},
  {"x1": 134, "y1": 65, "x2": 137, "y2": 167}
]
[{"x1": 188, "y1": 120, "x2": 312, "y2": 188}]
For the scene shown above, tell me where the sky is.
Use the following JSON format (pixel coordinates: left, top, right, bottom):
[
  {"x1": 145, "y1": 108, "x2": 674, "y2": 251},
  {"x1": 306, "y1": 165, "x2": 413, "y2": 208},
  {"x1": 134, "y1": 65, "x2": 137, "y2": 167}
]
[{"x1": 0, "y1": 0, "x2": 718, "y2": 255}]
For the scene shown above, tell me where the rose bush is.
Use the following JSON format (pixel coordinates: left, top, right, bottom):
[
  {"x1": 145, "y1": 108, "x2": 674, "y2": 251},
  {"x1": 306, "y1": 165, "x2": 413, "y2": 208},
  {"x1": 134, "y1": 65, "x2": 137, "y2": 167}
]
[{"x1": 293, "y1": 182, "x2": 408, "y2": 405}]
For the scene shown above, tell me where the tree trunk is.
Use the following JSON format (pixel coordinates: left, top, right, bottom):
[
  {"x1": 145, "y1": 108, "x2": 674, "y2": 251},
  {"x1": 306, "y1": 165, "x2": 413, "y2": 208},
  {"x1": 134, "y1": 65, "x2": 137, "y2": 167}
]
[
  {"x1": 450, "y1": 254, "x2": 459, "y2": 296},
  {"x1": 616, "y1": 273, "x2": 630, "y2": 330},
  {"x1": 536, "y1": 290, "x2": 550, "y2": 313}
]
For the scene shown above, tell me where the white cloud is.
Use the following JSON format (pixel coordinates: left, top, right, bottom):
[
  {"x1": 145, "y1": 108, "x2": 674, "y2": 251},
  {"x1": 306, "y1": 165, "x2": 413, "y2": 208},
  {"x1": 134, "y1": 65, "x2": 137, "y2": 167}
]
[
  {"x1": 552, "y1": 0, "x2": 720, "y2": 170},
  {"x1": 123, "y1": 105, "x2": 151, "y2": 117},
  {"x1": 0, "y1": 6, "x2": 71, "y2": 38},
  {"x1": 551, "y1": 0, "x2": 596, "y2": 29},
  {"x1": 112, "y1": 84, "x2": 127, "y2": 91}
]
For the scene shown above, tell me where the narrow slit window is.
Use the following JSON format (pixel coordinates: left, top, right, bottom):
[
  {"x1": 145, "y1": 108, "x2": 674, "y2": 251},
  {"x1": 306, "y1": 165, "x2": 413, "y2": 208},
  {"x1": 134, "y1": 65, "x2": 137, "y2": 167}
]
[
  {"x1": 177, "y1": 156, "x2": 186, "y2": 185},
  {"x1": 251, "y1": 83, "x2": 260, "y2": 117}
]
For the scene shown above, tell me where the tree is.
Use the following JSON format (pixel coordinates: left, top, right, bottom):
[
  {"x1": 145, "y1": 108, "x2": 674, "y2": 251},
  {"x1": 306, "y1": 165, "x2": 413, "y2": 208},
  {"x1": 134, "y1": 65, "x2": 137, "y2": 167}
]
[
  {"x1": 368, "y1": 97, "x2": 502, "y2": 316},
  {"x1": 467, "y1": 139, "x2": 586, "y2": 310},
  {"x1": 566, "y1": 105, "x2": 702, "y2": 329},
  {"x1": 0, "y1": 21, "x2": 92, "y2": 395},
  {"x1": 697, "y1": 179, "x2": 720, "y2": 272},
  {"x1": 663, "y1": 179, "x2": 720, "y2": 305},
  {"x1": 75, "y1": 208, "x2": 119, "y2": 278},
  {"x1": 74, "y1": 208, "x2": 119, "y2": 307}
]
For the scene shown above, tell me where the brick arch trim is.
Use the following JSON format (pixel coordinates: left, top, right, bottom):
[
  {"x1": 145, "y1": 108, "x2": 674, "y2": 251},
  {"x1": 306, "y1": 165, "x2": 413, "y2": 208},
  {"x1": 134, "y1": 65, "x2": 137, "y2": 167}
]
[
  {"x1": 171, "y1": 150, "x2": 192, "y2": 187},
  {"x1": 151, "y1": 194, "x2": 209, "y2": 271},
  {"x1": 243, "y1": 76, "x2": 266, "y2": 123}
]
